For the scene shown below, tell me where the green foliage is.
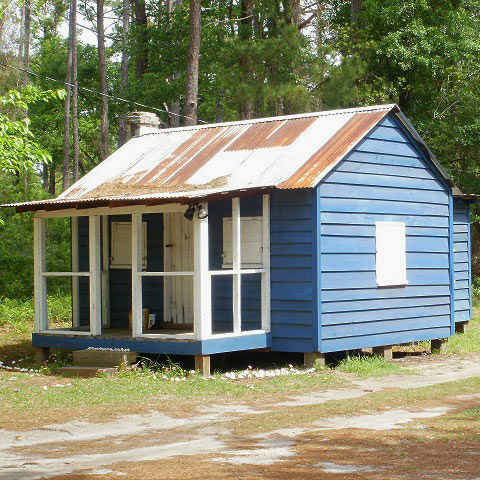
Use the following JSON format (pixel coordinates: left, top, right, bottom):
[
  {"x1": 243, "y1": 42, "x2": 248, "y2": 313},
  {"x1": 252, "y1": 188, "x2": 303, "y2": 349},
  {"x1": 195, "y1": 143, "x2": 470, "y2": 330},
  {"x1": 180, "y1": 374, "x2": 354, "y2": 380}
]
[
  {"x1": 0, "y1": 294, "x2": 71, "y2": 332},
  {"x1": 0, "y1": 174, "x2": 70, "y2": 298},
  {"x1": 0, "y1": 86, "x2": 65, "y2": 174}
]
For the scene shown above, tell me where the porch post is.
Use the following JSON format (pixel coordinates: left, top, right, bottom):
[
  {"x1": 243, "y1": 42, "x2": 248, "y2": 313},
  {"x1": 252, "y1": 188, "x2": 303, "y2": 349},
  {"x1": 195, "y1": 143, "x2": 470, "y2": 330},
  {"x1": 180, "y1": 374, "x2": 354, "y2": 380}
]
[
  {"x1": 101, "y1": 215, "x2": 111, "y2": 327},
  {"x1": 194, "y1": 203, "x2": 211, "y2": 339},
  {"x1": 131, "y1": 213, "x2": 143, "y2": 337},
  {"x1": 71, "y1": 217, "x2": 80, "y2": 328},
  {"x1": 34, "y1": 217, "x2": 47, "y2": 332},
  {"x1": 89, "y1": 216, "x2": 102, "y2": 335},
  {"x1": 232, "y1": 197, "x2": 241, "y2": 334},
  {"x1": 261, "y1": 194, "x2": 271, "y2": 331}
]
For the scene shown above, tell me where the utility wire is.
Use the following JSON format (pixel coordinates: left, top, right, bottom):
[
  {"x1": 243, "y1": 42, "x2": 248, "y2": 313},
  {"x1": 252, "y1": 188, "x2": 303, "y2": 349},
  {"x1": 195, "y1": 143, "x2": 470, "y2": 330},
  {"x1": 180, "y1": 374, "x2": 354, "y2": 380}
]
[{"x1": 0, "y1": 61, "x2": 208, "y2": 124}]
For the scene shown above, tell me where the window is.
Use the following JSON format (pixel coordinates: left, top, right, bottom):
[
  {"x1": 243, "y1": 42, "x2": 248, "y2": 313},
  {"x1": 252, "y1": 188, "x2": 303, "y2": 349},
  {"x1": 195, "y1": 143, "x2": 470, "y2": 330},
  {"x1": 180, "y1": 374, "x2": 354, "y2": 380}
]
[
  {"x1": 375, "y1": 221, "x2": 407, "y2": 287},
  {"x1": 222, "y1": 216, "x2": 263, "y2": 268},
  {"x1": 110, "y1": 221, "x2": 147, "y2": 269}
]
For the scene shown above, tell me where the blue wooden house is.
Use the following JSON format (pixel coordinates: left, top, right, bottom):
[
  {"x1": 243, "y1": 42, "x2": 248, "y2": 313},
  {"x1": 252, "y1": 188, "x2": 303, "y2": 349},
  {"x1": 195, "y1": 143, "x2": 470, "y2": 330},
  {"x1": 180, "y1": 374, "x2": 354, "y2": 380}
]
[{"x1": 7, "y1": 105, "x2": 474, "y2": 373}]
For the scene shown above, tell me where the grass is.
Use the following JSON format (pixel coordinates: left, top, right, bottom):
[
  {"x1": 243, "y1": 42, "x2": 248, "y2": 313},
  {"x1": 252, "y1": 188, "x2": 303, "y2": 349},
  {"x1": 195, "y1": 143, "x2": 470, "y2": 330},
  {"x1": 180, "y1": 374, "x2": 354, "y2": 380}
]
[
  {"x1": 446, "y1": 306, "x2": 480, "y2": 354},
  {"x1": 0, "y1": 294, "x2": 71, "y2": 365},
  {"x1": 230, "y1": 376, "x2": 480, "y2": 437},
  {"x1": 337, "y1": 354, "x2": 412, "y2": 377},
  {"x1": 1, "y1": 294, "x2": 480, "y2": 429}
]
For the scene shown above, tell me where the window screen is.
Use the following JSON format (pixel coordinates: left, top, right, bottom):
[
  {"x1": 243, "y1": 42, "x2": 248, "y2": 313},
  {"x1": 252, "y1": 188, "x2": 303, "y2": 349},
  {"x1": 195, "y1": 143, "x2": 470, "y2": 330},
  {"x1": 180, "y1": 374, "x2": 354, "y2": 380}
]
[
  {"x1": 222, "y1": 216, "x2": 263, "y2": 268},
  {"x1": 375, "y1": 221, "x2": 407, "y2": 287}
]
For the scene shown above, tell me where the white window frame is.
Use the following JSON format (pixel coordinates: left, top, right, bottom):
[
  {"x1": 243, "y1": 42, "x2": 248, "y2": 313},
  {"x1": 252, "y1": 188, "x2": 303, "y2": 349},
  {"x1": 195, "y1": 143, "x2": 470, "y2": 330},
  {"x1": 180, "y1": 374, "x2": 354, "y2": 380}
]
[{"x1": 375, "y1": 221, "x2": 408, "y2": 287}]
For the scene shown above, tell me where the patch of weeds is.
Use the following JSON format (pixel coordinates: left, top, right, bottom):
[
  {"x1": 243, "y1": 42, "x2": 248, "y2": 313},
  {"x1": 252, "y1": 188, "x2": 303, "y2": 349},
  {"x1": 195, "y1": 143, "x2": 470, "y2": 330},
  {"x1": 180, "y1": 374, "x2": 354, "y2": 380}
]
[
  {"x1": 336, "y1": 354, "x2": 411, "y2": 378},
  {"x1": 447, "y1": 307, "x2": 480, "y2": 354},
  {"x1": 40, "y1": 351, "x2": 73, "y2": 374},
  {"x1": 117, "y1": 356, "x2": 192, "y2": 381}
]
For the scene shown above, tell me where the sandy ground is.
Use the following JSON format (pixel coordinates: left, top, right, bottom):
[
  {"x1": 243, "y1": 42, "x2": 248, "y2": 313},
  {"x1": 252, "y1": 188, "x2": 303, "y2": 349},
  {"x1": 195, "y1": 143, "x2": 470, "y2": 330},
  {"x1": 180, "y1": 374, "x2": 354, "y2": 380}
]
[{"x1": 1, "y1": 355, "x2": 480, "y2": 479}]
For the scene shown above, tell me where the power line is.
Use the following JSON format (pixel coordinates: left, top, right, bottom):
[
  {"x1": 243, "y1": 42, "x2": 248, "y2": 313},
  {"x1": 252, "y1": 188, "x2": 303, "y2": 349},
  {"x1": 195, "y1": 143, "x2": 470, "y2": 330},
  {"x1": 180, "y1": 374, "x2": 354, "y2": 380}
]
[{"x1": 0, "y1": 61, "x2": 208, "y2": 124}]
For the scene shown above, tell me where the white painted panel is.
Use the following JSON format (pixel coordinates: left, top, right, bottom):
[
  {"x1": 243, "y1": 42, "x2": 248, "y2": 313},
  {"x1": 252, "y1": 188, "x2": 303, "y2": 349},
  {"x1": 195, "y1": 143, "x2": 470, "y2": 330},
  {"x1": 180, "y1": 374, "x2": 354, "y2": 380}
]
[
  {"x1": 131, "y1": 214, "x2": 143, "y2": 337},
  {"x1": 194, "y1": 203, "x2": 211, "y2": 339},
  {"x1": 375, "y1": 221, "x2": 408, "y2": 287},
  {"x1": 110, "y1": 221, "x2": 147, "y2": 269},
  {"x1": 89, "y1": 216, "x2": 102, "y2": 335},
  {"x1": 223, "y1": 216, "x2": 263, "y2": 268},
  {"x1": 163, "y1": 212, "x2": 194, "y2": 324}
]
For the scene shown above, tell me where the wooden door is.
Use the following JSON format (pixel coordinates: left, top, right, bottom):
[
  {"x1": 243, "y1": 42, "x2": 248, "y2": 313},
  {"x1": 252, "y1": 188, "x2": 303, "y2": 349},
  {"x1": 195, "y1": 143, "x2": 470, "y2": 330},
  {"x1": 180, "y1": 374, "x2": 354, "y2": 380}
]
[{"x1": 163, "y1": 213, "x2": 194, "y2": 325}]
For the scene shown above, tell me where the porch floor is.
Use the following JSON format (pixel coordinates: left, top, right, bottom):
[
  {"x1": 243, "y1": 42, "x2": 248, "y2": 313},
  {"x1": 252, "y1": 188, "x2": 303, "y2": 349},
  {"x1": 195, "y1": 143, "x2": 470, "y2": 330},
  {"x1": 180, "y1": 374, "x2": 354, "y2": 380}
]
[{"x1": 37, "y1": 327, "x2": 196, "y2": 341}]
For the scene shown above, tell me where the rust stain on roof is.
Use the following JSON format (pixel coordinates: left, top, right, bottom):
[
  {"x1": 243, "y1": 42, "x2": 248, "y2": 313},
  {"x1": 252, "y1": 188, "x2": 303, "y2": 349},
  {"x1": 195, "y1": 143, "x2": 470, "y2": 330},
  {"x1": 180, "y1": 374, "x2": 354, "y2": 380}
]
[
  {"x1": 225, "y1": 116, "x2": 317, "y2": 151},
  {"x1": 134, "y1": 128, "x2": 216, "y2": 185},
  {"x1": 225, "y1": 121, "x2": 282, "y2": 151},
  {"x1": 278, "y1": 111, "x2": 388, "y2": 189},
  {"x1": 168, "y1": 128, "x2": 238, "y2": 185},
  {"x1": 261, "y1": 116, "x2": 317, "y2": 148}
]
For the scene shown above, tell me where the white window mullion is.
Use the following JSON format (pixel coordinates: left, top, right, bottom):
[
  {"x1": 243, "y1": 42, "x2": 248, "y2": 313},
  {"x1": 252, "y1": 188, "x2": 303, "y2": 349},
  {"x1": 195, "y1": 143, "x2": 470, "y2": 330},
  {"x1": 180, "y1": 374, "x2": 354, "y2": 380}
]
[
  {"x1": 34, "y1": 217, "x2": 47, "y2": 332},
  {"x1": 89, "y1": 216, "x2": 102, "y2": 335},
  {"x1": 131, "y1": 213, "x2": 143, "y2": 337},
  {"x1": 194, "y1": 203, "x2": 211, "y2": 339},
  {"x1": 232, "y1": 197, "x2": 241, "y2": 334},
  {"x1": 261, "y1": 194, "x2": 271, "y2": 331},
  {"x1": 71, "y1": 217, "x2": 80, "y2": 328}
]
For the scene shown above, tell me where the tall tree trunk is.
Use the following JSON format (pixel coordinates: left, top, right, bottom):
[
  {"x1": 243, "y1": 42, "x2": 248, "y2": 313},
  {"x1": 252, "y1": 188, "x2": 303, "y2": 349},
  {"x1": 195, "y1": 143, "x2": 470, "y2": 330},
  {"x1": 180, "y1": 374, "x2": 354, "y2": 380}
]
[
  {"x1": 166, "y1": 0, "x2": 182, "y2": 128},
  {"x1": 133, "y1": 0, "x2": 148, "y2": 78},
  {"x1": 238, "y1": 0, "x2": 254, "y2": 119},
  {"x1": 23, "y1": 0, "x2": 30, "y2": 83},
  {"x1": 184, "y1": 0, "x2": 201, "y2": 126},
  {"x1": 43, "y1": 164, "x2": 49, "y2": 190},
  {"x1": 17, "y1": 2, "x2": 25, "y2": 90},
  {"x1": 62, "y1": 0, "x2": 74, "y2": 191},
  {"x1": 71, "y1": 0, "x2": 79, "y2": 182},
  {"x1": 49, "y1": 165, "x2": 56, "y2": 195},
  {"x1": 97, "y1": 0, "x2": 109, "y2": 160},
  {"x1": 118, "y1": 0, "x2": 130, "y2": 147},
  {"x1": 351, "y1": 0, "x2": 362, "y2": 26}
]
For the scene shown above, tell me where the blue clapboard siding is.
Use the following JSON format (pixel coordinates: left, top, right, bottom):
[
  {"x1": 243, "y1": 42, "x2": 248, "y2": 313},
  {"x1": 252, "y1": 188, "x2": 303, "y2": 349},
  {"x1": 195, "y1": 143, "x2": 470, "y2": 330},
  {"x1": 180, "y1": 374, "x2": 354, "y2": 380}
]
[
  {"x1": 453, "y1": 200, "x2": 472, "y2": 322},
  {"x1": 270, "y1": 189, "x2": 315, "y2": 352},
  {"x1": 78, "y1": 214, "x2": 164, "y2": 328},
  {"x1": 318, "y1": 114, "x2": 452, "y2": 352},
  {"x1": 209, "y1": 196, "x2": 262, "y2": 333}
]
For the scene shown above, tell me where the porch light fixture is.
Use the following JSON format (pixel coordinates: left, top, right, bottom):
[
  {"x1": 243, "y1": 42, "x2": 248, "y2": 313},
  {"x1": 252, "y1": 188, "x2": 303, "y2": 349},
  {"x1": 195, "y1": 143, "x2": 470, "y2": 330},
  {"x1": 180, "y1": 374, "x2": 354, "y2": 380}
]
[
  {"x1": 197, "y1": 205, "x2": 208, "y2": 219},
  {"x1": 184, "y1": 203, "x2": 209, "y2": 220},
  {"x1": 184, "y1": 204, "x2": 196, "y2": 221}
]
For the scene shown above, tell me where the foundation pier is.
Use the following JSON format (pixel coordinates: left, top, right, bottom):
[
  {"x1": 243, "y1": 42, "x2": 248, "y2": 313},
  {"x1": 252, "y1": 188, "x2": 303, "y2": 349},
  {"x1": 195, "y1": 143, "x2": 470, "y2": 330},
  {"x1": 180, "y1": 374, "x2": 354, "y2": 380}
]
[
  {"x1": 304, "y1": 352, "x2": 325, "y2": 369},
  {"x1": 195, "y1": 355, "x2": 211, "y2": 377},
  {"x1": 35, "y1": 347, "x2": 50, "y2": 364},
  {"x1": 431, "y1": 338, "x2": 447, "y2": 354},
  {"x1": 455, "y1": 321, "x2": 469, "y2": 334},
  {"x1": 372, "y1": 345, "x2": 393, "y2": 361}
]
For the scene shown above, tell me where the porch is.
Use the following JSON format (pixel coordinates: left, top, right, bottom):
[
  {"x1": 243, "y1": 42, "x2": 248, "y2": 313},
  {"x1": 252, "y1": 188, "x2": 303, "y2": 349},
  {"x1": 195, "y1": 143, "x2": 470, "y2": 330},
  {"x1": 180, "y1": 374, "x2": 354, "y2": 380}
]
[{"x1": 33, "y1": 194, "x2": 272, "y2": 358}]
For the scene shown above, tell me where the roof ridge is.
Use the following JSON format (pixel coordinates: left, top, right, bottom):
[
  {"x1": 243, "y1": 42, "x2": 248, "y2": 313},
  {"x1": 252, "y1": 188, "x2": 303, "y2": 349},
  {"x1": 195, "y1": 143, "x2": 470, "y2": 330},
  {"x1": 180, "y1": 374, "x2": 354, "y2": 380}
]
[{"x1": 135, "y1": 104, "x2": 399, "y2": 138}]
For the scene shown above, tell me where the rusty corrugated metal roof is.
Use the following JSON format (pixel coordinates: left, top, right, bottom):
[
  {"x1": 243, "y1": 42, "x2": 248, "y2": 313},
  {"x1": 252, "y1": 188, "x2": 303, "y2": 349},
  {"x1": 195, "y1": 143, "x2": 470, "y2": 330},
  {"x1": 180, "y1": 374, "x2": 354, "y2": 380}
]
[
  {"x1": 6, "y1": 103, "x2": 449, "y2": 213},
  {"x1": 278, "y1": 111, "x2": 388, "y2": 188}
]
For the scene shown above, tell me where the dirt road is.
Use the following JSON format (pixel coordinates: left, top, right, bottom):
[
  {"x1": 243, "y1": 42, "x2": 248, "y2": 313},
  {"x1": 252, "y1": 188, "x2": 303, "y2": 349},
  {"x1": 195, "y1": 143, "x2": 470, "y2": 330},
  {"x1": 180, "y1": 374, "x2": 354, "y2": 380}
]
[{"x1": 1, "y1": 355, "x2": 480, "y2": 479}]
